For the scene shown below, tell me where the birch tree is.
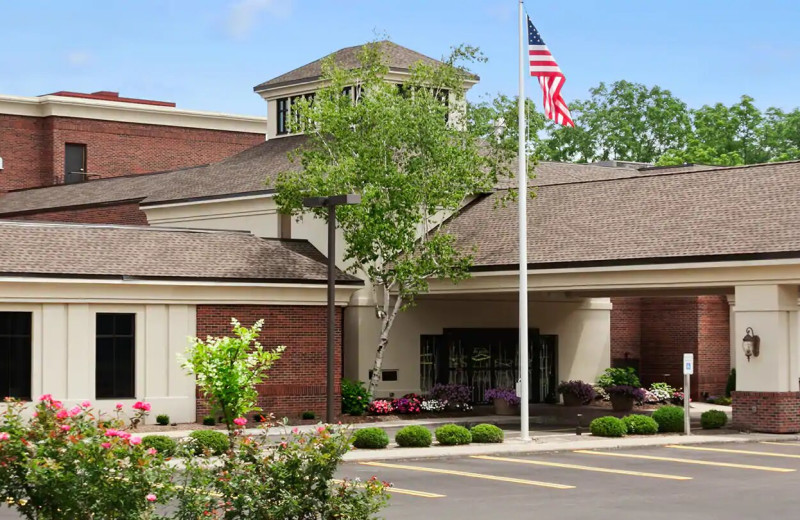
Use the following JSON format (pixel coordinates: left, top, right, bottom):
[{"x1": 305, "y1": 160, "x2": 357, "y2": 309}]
[{"x1": 275, "y1": 42, "x2": 514, "y2": 396}]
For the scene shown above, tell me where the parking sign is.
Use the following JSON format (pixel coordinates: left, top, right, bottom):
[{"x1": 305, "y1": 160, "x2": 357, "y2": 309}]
[{"x1": 683, "y1": 353, "x2": 694, "y2": 375}]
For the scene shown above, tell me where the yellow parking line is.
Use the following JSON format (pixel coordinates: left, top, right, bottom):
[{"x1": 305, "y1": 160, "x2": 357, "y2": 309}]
[
  {"x1": 761, "y1": 441, "x2": 800, "y2": 447},
  {"x1": 332, "y1": 479, "x2": 445, "y2": 498},
  {"x1": 574, "y1": 449, "x2": 795, "y2": 472},
  {"x1": 359, "y1": 461, "x2": 575, "y2": 489},
  {"x1": 471, "y1": 455, "x2": 692, "y2": 481},
  {"x1": 666, "y1": 445, "x2": 800, "y2": 459}
]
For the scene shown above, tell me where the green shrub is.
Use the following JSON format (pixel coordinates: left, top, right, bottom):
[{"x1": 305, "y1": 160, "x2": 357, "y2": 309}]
[
  {"x1": 725, "y1": 368, "x2": 736, "y2": 398},
  {"x1": 701, "y1": 410, "x2": 728, "y2": 429},
  {"x1": 141, "y1": 435, "x2": 177, "y2": 456},
  {"x1": 652, "y1": 405, "x2": 685, "y2": 433},
  {"x1": 589, "y1": 416, "x2": 627, "y2": 437},
  {"x1": 352, "y1": 428, "x2": 390, "y2": 449},
  {"x1": 621, "y1": 414, "x2": 658, "y2": 435},
  {"x1": 470, "y1": 424, "x2": 504, "y2": 443},
  {"x1": 156, "y1": 414, "x2": 170, "y2": 426},
  {"x1": 435, "y1": 424, "x2": 472, "y2": 445},
  {"x1": 202, "y1": 416, "x2": 216, "y2": 426},
  {"x1": 597, "y1": 367, "x2": 640, "y2": 389},
  {"x1": 708, "y1": 396, "x2": 732, "y2": 406},
  {"x1": 302, "y1": 411, "x2": 316, "y2": 420},
  {"x1": 395, "y1": 425, "x2": 432, "y2": 447},
  {"x1": 189, "y1": 430, "x2": 229, "y2": 456},
  {"x1": 342, "y1": 378, "x2": 370, "y2": 416}
]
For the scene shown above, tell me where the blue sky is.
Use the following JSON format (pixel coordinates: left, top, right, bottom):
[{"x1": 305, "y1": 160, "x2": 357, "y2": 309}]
[{"x1": 2, "y1": 1, "x2": 799, "y2": 116}]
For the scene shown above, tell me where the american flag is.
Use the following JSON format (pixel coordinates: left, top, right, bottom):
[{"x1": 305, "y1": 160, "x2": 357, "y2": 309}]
[{"x1": 528, "y1": 16, "x2": 574, "y2": 127}]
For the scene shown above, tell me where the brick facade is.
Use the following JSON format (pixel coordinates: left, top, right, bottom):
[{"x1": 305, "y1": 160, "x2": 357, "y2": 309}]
[
  {"x1": 0, "y1": 113, "x2": 264, "y2": 192},
  {"x1": 611, "y1": 296, "x2": 730, "y2": 399},
  {"x1": 732, "y1": 391, "x2": 800, "y2": 433},
  {"x1": 195, "y1": 305, "x2": 342, "y2": 422},
  {"x1": 6, "y1": 202, "x2": 148, "y2": 226}
]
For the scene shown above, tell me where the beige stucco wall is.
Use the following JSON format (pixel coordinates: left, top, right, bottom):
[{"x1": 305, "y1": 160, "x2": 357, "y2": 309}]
[
  {"x1": 144, "y1": 196, "x2": 281, "y2": 237},
  {"x1": 345, "y1": 296, "x2": 611, "y2": 398},
  {"x1": 0, "y1": 302, "x2": 197, "y2": 423}
]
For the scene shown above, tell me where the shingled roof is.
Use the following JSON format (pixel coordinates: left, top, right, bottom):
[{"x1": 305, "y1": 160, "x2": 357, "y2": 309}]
[
  {"x1": 253, "y1": 40, "x2": 476, "y2": 91},
  {"x1": 0, "y1": 136, "x2": 305, "y2": 215},
  {"x1": 446, "y1": 160, "x2": 800, "y2": 269},
  {"x1": 0, "y1": 221, "x2": 360, "y2": 284}
]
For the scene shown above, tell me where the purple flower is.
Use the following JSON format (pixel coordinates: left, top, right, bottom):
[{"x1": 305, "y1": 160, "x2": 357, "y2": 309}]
[{"x1": 484, "y1": 388, "x2": 521, "y2": 406}]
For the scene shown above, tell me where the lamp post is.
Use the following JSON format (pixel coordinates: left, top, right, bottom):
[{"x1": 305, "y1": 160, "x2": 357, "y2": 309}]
[{"x1": 302, "y1": 194, "x2": 361, "y2": 424}]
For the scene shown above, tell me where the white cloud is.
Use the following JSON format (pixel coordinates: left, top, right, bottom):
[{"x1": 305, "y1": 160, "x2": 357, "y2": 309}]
[
  {"x1": 226, "y1": 0, "x2": 292, "y2": 39},
  {"x1": 66, "y1": 51, "x2": 91, "y2": 67}
]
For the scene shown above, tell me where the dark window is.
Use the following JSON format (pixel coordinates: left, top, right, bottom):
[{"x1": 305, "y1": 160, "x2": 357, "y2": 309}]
[
  {"x1": 64, "y1": 143, "x2": 86, "y2": 184},
  {"x1": 0, "y1": 312, "x2": 32, "y2": 400},
  {"x1": 96, "y1": 313, "x2": 135, "y2": 399},
  {"x1": 276, "y1": 98, "x2": 289, "y2": 135}
]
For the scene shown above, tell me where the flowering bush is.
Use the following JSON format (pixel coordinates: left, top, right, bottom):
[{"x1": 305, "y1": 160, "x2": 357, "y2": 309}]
[
  {"x1": 672, "y1": 391, "x2": 691, "y2": 405},
  {"x1": 645, "y1": 382, "x2": 676, "y2": 403},
  {"x1": 429, "y1": 383, "x2": 471, "y2": 409},
  {"x1": 342, "y1": 378, "x2": 370, "y2": 415},
  {"x1": 368, "y1": 399, "x2": 394, "y2": 415},
  {"x1": 597, "y1": 367, "x2": 641, "y2": 389},
  {"x1": 420, "y1": 399, "x2": 446, "y2": 412},
  {"x1": 557, "y1": 380, "x2": 596, "y2": 403},
  {"x1": 484, "y1": 388, "x2": 521, "y2": 406},
  {"x1": 0, "y1": 396, "x2": 171, "y2": 520},
  {"x1": 392, "y1": 394, "x2": 422, "y2": 414},
  {"x1": 606, "y1": 385, "x2": 647, "y2": 403},
  {"x1": 181, "y1": 318, "x2": 284, "y2": 434}
]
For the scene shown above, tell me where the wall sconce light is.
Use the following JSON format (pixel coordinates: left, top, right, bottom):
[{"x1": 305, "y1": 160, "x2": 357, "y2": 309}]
[{"x1": 742, "y1": 327, "x2": 760, "y2": 362}]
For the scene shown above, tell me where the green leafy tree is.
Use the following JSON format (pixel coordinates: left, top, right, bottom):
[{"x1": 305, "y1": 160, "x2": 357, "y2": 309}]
[
  {"x1": 275, "y1": 42, "x2": 514, "y2": 396},
  {"x1": 764, "y1": 107, "x2": 800, "y2": 161},
  {"x1": 541, "y1": 80, "x2": 691, "y2": 163},
  {"x1": 181, "y1": 319, "x2": 284, "y2": 435}
]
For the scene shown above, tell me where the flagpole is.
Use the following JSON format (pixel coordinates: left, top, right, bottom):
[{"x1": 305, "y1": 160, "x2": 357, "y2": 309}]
[{"x1": 517, "y1": 0, "x2": 530, "y2": 443}]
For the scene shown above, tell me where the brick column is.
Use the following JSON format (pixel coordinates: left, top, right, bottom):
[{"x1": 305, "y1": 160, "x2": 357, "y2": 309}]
[{"x1": 731, "y1": 284, "x2": 800, "y2": 433}]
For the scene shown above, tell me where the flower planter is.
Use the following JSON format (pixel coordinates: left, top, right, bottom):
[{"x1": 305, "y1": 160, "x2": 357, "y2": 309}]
[
  {"x1": 610, "y1": 394, "x2": 635, "y2": 412},
  {"x1": 493, "y1": 398, "x2": 520, "y2": 416},
  {"x1": 562, "y1": 393, "x2": 583, "y2": 407}
]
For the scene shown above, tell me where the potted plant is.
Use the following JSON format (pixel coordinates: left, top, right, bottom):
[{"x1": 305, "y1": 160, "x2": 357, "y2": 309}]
[
  {"x1": 557, "y1": 380, "x2": 596, "y2": 406},
  {"x1": 484, "y1": 388, "x2": 521, "y2": 415},
  {"x1": 607, "y1": 385, "x2": 646, "y2": 412}
]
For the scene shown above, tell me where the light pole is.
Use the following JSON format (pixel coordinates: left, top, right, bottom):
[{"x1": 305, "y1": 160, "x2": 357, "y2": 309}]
[{"x1": 302, "y1": 194, "x2": 361, "y2": 424}]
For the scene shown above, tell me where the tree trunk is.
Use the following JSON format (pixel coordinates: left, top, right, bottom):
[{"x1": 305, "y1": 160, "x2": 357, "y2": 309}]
[{"x1": 367, "y1": 286, "x2": 402, "y2": 397}]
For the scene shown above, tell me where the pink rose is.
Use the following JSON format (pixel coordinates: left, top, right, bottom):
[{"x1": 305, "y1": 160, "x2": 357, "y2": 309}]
[
  {"x1": 32, "y1": 412, "x2": 38, "y2": 418},
  {"x1": 129, "y1": 436, "x2": 142, "y2": 445},
  {"x1": 105, "y1": 429, "x2": 119, "y2": 437},
  {"x1": 141, "y1": 402, "x2": 151, "y2": 412},
  {"x1": 101, "y1": 442, "x2": 111, "y2": 449},
  {"x1": 233, "y1": 417, "x2": 247, "y2": 427},
  {"x1": 0, "y1": 432, "x2": 10, "y2": 441},
  {"x1": 115, "y1": 403, "x2": 124, "y2": 410},
  {"x1": 291, "y1": 427, "x2": 299, "y2": 434},
  {"x1": 69, "y1": 406, "x2": 81, "y2": 417},
  {"x1": 118, "y1": 431, "x2": 131, "y2": 440},
  {"x1": 56, "y1": 409, "x2": 68, "y2": 420},
  {"x1": 145, "y1": 494, "x2": 157, "y2": 502},
  {"x1": 146, "y1": 448, "x2": 157, "y2": 455},
  {"x1": 51, "y1": 401, "x2": 62, "y2": 410},
  {"x1": 38, "y1": 394, "x2": 52, "y2": 402},
  {"x1": 317, "y1": 426, "x2": 326, "y2": 433},
  {"x1": 133, "y1": 401, "x2": 142, "y2": 410},
  {"x1": 280, "y1": 441, "x2": 288, "y2": 448},
  {"x1": 60, "y1": 425, "x2": 71, "y2": 432},
  {"x1": 81, "y1": 400, "x2": 91, "y2": 408}
]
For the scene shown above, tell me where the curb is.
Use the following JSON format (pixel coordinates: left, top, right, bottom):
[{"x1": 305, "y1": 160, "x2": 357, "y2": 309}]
[{"x1": 341, "y1": 432, "x2": 800, "y2": 463}]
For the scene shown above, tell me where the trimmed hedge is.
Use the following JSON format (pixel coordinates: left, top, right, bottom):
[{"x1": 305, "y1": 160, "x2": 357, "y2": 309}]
[
  {"x1": 189, "y1": 430, "x2": 229, "y2": 456},
  {"x1": 141, "y1": 435, "x2": 177, "y2": 457},
  {"x1": 701, "y1": 410, "x2": 728, "y2": 429},
  {"x1": 589, "y1": 416, "x2": 627, "y2": 437},
  {"x1": 470, "y1": 424, "x2": 504, "y2": 443},
  {"x1": 156, "y1": 414, "x2": 170, "y2": 426},
  {"x1": 301, "y1": 411, "x2": 316, "y2": 420},
  {"x1": 352, "y1": 428, "x2": 390, "y2": 449},
  {"x1": 621, "y1": 414, "x2": 658, "y2": 435},
  {"x1": 395, "y1": 425, "x2": 432, "y2": 448},
  {"x1": 201, "y1": 416, "x2": 216, "y2": 426},
  {"x1": 435, "y1": 424, "x2": 472, "y2": 445},
  {"x1": 652, "y1": 405, "x2": 685, "y2": 433}
]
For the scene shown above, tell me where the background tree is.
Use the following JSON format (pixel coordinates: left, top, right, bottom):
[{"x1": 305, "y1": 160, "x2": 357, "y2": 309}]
[{"x1": 276, "y1": 43, "x2": 515, "y2": 396}]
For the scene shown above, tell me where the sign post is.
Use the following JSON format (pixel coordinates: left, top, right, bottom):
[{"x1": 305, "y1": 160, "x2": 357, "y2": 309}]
[{"x1": 683, "y1": 353, "x2": 694, "y2": 436}]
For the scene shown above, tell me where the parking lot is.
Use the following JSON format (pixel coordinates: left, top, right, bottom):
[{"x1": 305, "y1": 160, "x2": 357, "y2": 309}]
[{"x1": 338, "y1": 441, "x2": 800, "y2": 519}]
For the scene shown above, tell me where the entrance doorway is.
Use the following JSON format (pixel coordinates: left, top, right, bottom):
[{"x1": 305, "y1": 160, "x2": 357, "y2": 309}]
[{"x1": 420, "y1": 328, "x2": 557, "y2": 403}]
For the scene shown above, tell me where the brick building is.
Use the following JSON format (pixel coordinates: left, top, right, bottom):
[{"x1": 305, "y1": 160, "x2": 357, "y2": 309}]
[{"x1": 0, "y1": 90, "x2": 265, "y2": 192}]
